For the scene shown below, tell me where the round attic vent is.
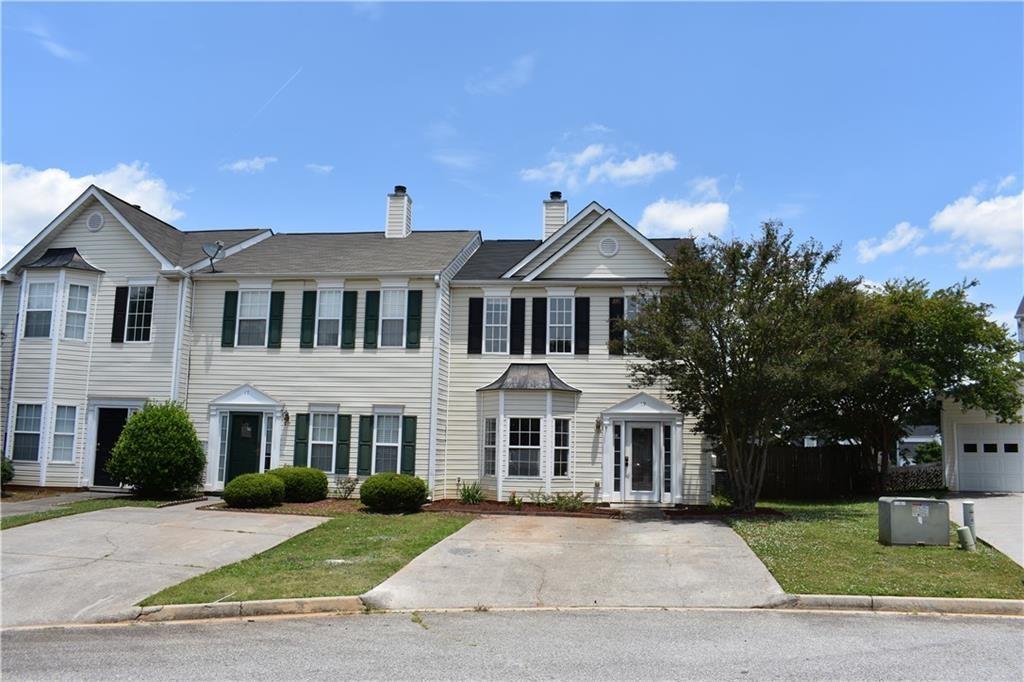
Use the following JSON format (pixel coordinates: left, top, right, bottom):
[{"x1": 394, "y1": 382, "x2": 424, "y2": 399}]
[
  {"x1": 86, "y1": 211, "x2": 105, "y2": 232},
  {"x1": 599, "y1": 236, "x2": 619, "y2": 257}
]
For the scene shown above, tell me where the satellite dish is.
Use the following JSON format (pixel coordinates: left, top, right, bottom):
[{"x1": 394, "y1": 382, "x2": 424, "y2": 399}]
[{"x1": 202, "y1": 241, "x2": 224, "y2": 272}]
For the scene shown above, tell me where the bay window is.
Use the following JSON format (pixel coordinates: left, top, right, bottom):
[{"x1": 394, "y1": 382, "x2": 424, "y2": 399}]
[
  {"x1": 24, "y1": 282, "x2": 54, "y2": 338},
  {"x1": 508, "y1": 417, "x2": 541, "y2": 477},
  {"x1": 64, "y1": 284, "x2": 90, "y2": 340},
  {"x1": 483, "y1": 417, "x2": 497, "y2": 476}
]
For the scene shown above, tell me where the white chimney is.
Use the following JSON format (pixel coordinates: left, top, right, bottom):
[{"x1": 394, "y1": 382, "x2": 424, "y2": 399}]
[
  {"x1": 543, "y1": 191, "x2": 568, "y2": 240},
  {"x1": 385, "y1": 185, "x2": 412, "y2": 238}
]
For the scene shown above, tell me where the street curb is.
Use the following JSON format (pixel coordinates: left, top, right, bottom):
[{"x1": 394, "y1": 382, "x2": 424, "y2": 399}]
[
  {"x1": 104, "y1": 596, "x2": 366, "y2": 623},
  {"x1": 787, "y1": 594, "x2": 1024, "y2": 616}
]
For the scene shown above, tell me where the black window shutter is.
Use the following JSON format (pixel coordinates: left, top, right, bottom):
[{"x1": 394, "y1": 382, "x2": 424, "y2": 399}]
[
  {"x1": 401, "y1": 416, "x2": 417, "y2": 475},
  {"x1": 609, "y1": 296, "x2": 625, "y2": 356},
  {"x1": 267, "y1": 291, "x2": 285, "y2": 348},
  {"x1": 293, "y1": 413, "x2": 309, "y2": 467},
  {"x1": 341, "y1": 291, "x2": 358, "y2": 349},
  {"x1": 335, "y1": 414, "x2": 351, "y2": 475},
  {"x1": 111, "y1": 287, "x2": 129, "y2": 343},
  {"x1": 364, "y1": 291, "x2": 380, "y2": 349},
  {"x1": 406, "y1": 290, "x2": 423, "y2": 349},
  {"x1": 300, "y1": 291, "x2": 317, "y2": 348},
  {"x1": 510, "y1": 298, "x2": 525, "y2": 355},
  {"x1": 467, "y1": 297, "x2": 483, "y2": 354},
  {"x1": 221, "y1": 291, "x2": 238, "y2": 347},
  {"x1": 531, "y1": 297, "x2": 547, "y2": 355},
  {"x1": 574, "y1": 297, "x2": 590, "y2": 355},
  {"x1": 357, "y1": 416, "x2": 374, "y2": 475}
]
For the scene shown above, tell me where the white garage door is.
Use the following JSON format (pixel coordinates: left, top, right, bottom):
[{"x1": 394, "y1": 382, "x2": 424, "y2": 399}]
[{"x1": 957, "y1": 423, "x2": 1024, "y2": 492}]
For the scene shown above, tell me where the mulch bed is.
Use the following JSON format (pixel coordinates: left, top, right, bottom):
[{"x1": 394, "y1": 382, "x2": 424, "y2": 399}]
[
  {"x1": 155, "y1": 496, "x2": 207, "y2": 508},
  {"x1": 424, "y1": 499, "x2": 622, "y2": 519},
  {"x1": 662, "y1": 506, "x2": 786, "y2": 519},
  {"x1": 200, "y1": 498, "x2": 364, "y2": 516}
]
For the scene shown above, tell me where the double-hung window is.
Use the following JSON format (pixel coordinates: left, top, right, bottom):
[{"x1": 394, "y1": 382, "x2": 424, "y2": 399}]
[
  {"x1": 508, "y1": 417, "x2": 541, "y2": 477},
  {"x1": 125, "y1": 285, "x2": 154, "y2": 342},
  {"x1": 548, "y1": 297, "x2": 573, "y2": 354},
  {"x1": 373, "y1": 414, "x2": 402, "y2": 472},
  {"x1": 236, "y1": 290, "x2": 270, "y2": 346},
  {"x1": 623, "y1": 296, "x2": 641, "y2": 345},
  {"x1": 13, "y1": 404, "x2": 43, "y2": 461},
  {"x1": 310, "y1": 413, "x2": 336, "y2": 472},
  {"x1": 483, "y1": 417, "x2": 497, "y2": 476},
  {"x1": 64, "y1": 284, "x2": 90, "y2": 340},
  {"x1": 484, "y1": 298, "x2": 509, "y2": 354},
  {"x1": 663, "y1": 424, "x2": 672, "y2": 495},
  {"x1": 52, "y1": 406, "x2": 77, "y2": 462},
  {"x1": 316, "y1": 289, "x2": 344, "y2": 346},
  {"x1": 379, "y1": 290, "x2": 406, "y2": 347},
  {"x1": 24, "y1": 282, "x2": 55, "y2": 338},
  {"x1": 554, "y1": 418, "x2": 570, "y2": 477}
]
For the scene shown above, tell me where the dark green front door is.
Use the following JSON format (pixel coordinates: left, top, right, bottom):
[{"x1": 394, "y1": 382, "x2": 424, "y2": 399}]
[{"x1": 226, "y1": 413, "x2": 262, "y2": 483}]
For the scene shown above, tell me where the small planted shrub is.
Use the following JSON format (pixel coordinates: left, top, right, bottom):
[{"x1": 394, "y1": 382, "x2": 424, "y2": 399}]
[
  {"x1": 458, "y1": 480, "x2": 484, "y2": 505},
  {"x1": 508, "y1": 490, "x2": 524, "y2": 511},
  {"x1": 527, "y1": 490, "x2": 550, "y2": 505},
  {"x1": 223, "y1": 473, "x2": 285, "y2": 508},
  {"x1": 334, "y1": 475, "x2": 358, "y2": 500},
  {"x1": 267, "y1": 467, "x2": 328, "y2": 503},
  {"x1": 107, "y1": 402, "x2": 205, "y2": 499},
  {"x1": 551, "y1": 491, "x2": 586, "y2": 512},
  {"x1": 1, "y1": 457, "x2": 13, "y2": 489},
  {"x1": 359, "y1": 472, "x2": 429, "y2": 514}
]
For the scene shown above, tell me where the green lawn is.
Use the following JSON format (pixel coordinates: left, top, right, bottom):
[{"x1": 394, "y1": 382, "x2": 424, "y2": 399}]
[
  {"x1": 141, "y1": 511, "x2": 471, "y2": 606},
  {"x1": 1, "y1": 498, "x2": 162, "y2": 530},
  {"x1": 729, "y1": 499, "x2": 1024, "y2": 599}
]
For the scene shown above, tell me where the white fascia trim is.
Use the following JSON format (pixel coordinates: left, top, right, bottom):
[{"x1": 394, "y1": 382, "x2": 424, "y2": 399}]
[
  {"x1": 182, "y1": 230, "x2": 274, "y2": 272},
  {"x1": 0, "y1": 187, "x2": 97, "y2": 275},
  {"x1": 501, "y1": 201, "x2": 606, "y2": 278},
  {"x1": 523, "y1": 209, "x2": 667, "y2": 282},
  {"x1": 91, "y1": 190, "x2": 176, "y2": 270}
]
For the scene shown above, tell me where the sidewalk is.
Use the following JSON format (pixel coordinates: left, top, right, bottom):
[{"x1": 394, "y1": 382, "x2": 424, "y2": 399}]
[{"x1": 946, "y1": 493, "x2": 1023, "y2": 567}]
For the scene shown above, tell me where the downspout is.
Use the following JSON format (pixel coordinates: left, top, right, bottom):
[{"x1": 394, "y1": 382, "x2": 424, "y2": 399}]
[{"x1": 426, "y1": 272, "x2": 443, "y2": 494}]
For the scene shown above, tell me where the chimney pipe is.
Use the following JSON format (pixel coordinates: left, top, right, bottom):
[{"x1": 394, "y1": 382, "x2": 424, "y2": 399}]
[
  {"x1": 386, "y1": 185, "x2": 412, "y2": 238},
  {"x1": 543, "y1": 190, "x2": 568, "y2": 240}
]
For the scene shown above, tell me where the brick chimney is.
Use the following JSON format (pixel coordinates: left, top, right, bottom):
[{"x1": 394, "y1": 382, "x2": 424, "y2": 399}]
[
  {"x1": 386, "y1": 185, "x2": 412, "y2": 238},
  {"x1": 543, "y1": 191, "x2": 568, "y2": 240}
]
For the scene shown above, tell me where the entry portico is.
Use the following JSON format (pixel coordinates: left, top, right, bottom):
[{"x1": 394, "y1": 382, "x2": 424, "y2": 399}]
[
  {"x1": 601, "y1": 392, "x2": 683, "y2": 505},
  {"x1": 206, "y1": 384, "x2": 284, "y2": 489}
]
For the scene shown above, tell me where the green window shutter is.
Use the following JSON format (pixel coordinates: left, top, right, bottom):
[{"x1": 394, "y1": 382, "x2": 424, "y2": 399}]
[
  {"x1": 357, "y1": 415, "x2": 374, "y2": 475},
  {"x1": 363, "y1": 291, "x2": 380, "y2": 349},
  {"x1": 335, "y1": 414, "x2": 351, "y2": 475},
  {"x1": 268, "y1": 291, "x2": 285, "y2": 348},
  {"x1": 401, "y1": 415, "x2": 417, "y2": 475},
  {"x1": 300, "y1": 291, "x2": 317, "y2": 348},
  {"x1": 341, "y1": 291, "x2": 358, "y2": 349},
  {"x1": 405, "y1": 290, "x2": 423, "y2": 349},
  {"x1": 293, "y1": 413, "x2": 309, "y2": 467},
  {"x1": 221, "y1": 291, "x2": 238, "y2": 347}
]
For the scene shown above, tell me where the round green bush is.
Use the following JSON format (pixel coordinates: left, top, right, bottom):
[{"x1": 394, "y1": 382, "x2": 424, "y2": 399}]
[
  {"x1": 1, "y1": 457, "x2": 14, "y2": 487},
  {"x1": 267, "y1": 467, "x2": 328, "y2": 503},
  {"x1": 359, "y1": 472, "x2": 429, "y2": 514},
  {"x1": 223, "y1": 473, "x2": 285, "y2": 508},
  {"x1": 107, "y1": 402, "x2": 205, "y2": 498}
]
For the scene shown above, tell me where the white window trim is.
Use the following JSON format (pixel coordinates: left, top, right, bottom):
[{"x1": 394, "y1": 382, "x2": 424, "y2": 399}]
[
  {"x1": 378, "y1": 288, "x2": 408, "y2": 349},
  {"x1": 310, "y1": 412, "x2": 338, "y2": 473},
  {"x1": 63, "y1": 283, "x2": 91, "y2": 341},
  {"x1": 51, "y1": 405, "x2": 78, "y2": 463},
  {"x1": 546, "y1": 296, "x2": 574, "y2": 355},
  {"x1": 218, "y1": 413, "x2": 229, "y2": 482},
  {"x1": 482, "y1": 416, "x2": 497, "y2": 477},
  {"x1": 553, "y1": 417, "x2": 570, "y2": 478},
  {"x1": 315, "y1": 287, "x2": 345, "y2": 347},
  {"x1": 483, "y1": 296, "x2": 511, "y2": 355},
  {"x1": 124, "y1": 284, "x2": 156, "y2": 344},
  {"x1": 12, "y1": 403, "x2": 43, "y2": 462},
  {"x1": 506, "y1": 415, "x2": 543, "y2": 479},
  {"x1": 24, "y1": 279, "x2": 56, "y2": 339},
  {"x1": 371, "y1": 412, "x2": 403, "y2": 474},
  {"x1": 235, "y1": 288, "x2": 272, "y2": 347}
]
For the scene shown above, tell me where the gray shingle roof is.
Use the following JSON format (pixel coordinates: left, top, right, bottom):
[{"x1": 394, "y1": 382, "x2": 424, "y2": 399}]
[
  {"x1": 477, "y1": 363, "x2": 580, "y2": 392},
  {"x1": 24, "y1": 247, "x2": 103, "y2": 272},
  {"x1": 454, "y1": 237, "x2": 689, "y2": 280},
  {"x1": 205, "y1": 231, "x2": 479, "y2": 275}
]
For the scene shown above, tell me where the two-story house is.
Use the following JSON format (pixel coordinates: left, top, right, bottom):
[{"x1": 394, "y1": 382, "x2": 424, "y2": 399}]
[{"x1": 2, "y1": 185, "x2": 712, "y2": 505}]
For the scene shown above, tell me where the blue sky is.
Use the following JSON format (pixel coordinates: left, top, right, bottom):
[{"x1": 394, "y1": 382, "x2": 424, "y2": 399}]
[{"x1": 3, "y1": 2, "x2": 1022, "y2": 325}]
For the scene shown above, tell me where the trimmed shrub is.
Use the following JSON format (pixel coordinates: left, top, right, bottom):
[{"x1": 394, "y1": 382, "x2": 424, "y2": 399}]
[
  {"x1": 267, "y1": 467, "x2": 328, "y2": 503},
  {"x1": 1, "y1": 457, "x2": 13, "y2": 488},
  {"x1": 107, "y1": 402, "x2": 205, "y2": 498},
  {"x1": 223, "y1": 473, "x2": 285, "y2": 508},
  {"x1": 359, "y1": 472, "x2": 429, "y2": 514}
]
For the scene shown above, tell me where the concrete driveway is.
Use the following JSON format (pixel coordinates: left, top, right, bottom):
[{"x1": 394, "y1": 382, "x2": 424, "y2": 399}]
[
  {"x1": 1, "y1": 502, "x2": 325, "y2": 627},
  {"x1": 363, "y1": 514, "x2": 784, "y2": 610},
  {"x1": 947, "y1": 493, "x2": 1023, "y2": 567}
]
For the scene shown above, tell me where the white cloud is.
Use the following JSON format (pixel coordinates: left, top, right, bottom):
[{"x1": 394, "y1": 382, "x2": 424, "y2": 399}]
[
  {"x1": 930, "y1": 191, "x2": 1023, "y2": 270},
  {"x1": 466, "y1": 54, "x2": 536, "y2": 95},
  {"x1": 688, "y1": 176, "x2": 722, "y2": 201},
  {"x1": 996, "y1": 174, "x2": 1017, "y2": 192},
  {"x1": 23, "y1": 24, "x2": 85, "y2": 62},
  {"x1": 582, "y1": 122, "x2": 612, "y2": 134},
  {"x1": 432, "y1": 150, "x2": 480, "y2": 171},
  {"x1": 220, "y1": 156, "x2": 277, "y2": 173},
  {"x1": 856, "y1": 221, "x2": 924, "y2": 263},
  {"x1": 638, "y1": 198, "x2": 730, "y2": 238},
  {"x1": 305, "y1": 163, "x2": 334, "y2": 175},
  {"x1": 572, "y1": 144, "x2": 606, "y2": 167},
  {"x1": 1, "y1": 162, "x2": 185, "y2": 264},
  {"x1": 587, "y1": 152, "x2": 677, "y2": 185}
]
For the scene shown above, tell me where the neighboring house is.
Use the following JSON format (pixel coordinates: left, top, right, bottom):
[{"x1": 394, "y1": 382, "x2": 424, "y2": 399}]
[
  {"x1": 1, "y1": 185, "x2": 712, "y2": 505},
  {"x1": 896, "y1": 426, "x2": 941, "y2": 466},
  {"x1": 940, "y1": 295, "x2": 1024, "y2": 493}
]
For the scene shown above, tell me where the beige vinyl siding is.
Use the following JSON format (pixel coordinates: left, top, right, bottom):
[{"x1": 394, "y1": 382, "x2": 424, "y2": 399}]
[
  {"x1": 185, "y1": 278, "x2": 440, "y2": 485},
  {"x1": 444, "y1": 284, "x2": 708, "y2": 503},
  {"x1": 515, "y1": 208, "x2": 603, "y2": 274},
  {"x1": 541, "y1": 222, "x2": 667, "y2": 279},
  {"x1": 0, "y1": 281, "x2": 18, "y2": 458}
]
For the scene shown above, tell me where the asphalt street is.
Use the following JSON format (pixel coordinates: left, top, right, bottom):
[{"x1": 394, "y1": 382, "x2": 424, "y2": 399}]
[{"x1": 3, "y1": 608, "x2": 1022, "y2": 681}]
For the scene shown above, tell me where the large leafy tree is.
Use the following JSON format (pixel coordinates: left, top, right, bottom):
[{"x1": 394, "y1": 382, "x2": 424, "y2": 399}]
[
  {"x1": 626, "y1": 222, "x2": 861, "y2": 511},
  {"x1": 805, "y1": 280, "x2": 1023, "y2": 480}
]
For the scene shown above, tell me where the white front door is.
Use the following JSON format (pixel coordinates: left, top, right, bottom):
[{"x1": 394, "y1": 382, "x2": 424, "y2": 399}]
[{"x1": 626, "y1": 423, "x2": 660, "y2": 502}]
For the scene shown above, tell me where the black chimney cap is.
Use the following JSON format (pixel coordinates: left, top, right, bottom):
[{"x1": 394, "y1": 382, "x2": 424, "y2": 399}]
[
  {"x1": 394, "y1": 185, "x2": 407, "y2": 195},
  {"x1": 549, "y1": 191, "x2": 563, "y2": 200}
]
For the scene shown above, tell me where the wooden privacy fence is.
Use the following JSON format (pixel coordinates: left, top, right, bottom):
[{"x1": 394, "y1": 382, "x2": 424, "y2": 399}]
[{"x1": 758, "y1": 445, "x2": 868, "y2": 499}]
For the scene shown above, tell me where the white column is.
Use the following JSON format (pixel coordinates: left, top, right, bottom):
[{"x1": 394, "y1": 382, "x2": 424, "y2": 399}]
[
  {"x1": 601, "y1": 418, "x2": 612, "y2": 502},
  {"x1": 272, "y1": 410, "x2": 284, "y2": 471},
  {"x1": 496, "y1": 390, "x2": 505, "y2": 501},
  {"x1": 544, "y1": 391, "x2": 552, "y2": 495}
]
